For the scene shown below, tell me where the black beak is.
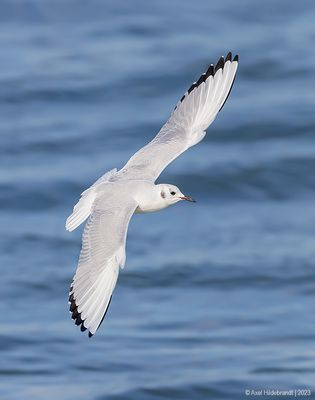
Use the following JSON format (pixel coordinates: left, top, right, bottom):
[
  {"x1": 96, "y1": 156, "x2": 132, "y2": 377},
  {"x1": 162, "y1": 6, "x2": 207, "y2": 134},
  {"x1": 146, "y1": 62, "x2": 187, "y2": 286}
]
[{"x1": 180, "y1": 195, "x2": 196, "y2": 203}]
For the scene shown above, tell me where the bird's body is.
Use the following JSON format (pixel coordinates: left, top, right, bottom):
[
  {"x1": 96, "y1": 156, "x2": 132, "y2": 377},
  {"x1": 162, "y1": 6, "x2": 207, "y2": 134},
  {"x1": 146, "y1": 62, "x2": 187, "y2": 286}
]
[{"x1": 67, "y1": 52, "x2": 239, "y2": 337}]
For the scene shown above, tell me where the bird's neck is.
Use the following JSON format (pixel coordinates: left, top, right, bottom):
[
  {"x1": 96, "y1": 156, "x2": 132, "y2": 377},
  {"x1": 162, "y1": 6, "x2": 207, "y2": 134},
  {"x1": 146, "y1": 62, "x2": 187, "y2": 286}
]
[{"x1": 134, "y1": 184, "x2": 168, "y2": 214}]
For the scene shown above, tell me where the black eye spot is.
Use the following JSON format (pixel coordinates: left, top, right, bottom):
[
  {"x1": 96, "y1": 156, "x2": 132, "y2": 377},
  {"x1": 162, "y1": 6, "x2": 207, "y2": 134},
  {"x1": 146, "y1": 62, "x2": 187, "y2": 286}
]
[{"x1": 170, "y1": 191, "x2": 176, "y2": 196}]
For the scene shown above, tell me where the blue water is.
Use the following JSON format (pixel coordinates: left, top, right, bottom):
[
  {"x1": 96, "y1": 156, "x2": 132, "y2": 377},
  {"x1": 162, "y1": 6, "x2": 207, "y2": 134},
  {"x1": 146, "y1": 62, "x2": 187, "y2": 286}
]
[{"x1": 1, "y1": 1, "x2": 315, "y2": 399}]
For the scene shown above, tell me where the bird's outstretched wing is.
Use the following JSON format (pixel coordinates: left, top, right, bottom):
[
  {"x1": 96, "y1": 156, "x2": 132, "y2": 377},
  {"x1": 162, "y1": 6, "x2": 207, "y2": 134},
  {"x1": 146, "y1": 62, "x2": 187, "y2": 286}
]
[
  {"x1": 69, "y1": 190, "x2": 138, "y2": 337},
  {"x1": 118, "y1": 52, "x2": 238, "y2": 182}
]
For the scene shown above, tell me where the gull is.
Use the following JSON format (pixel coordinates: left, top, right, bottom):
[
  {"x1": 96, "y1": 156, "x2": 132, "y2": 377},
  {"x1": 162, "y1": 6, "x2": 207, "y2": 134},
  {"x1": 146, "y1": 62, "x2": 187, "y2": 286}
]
[{"x1": 66, "y1": 52, "x2": 239, "y2": 337}]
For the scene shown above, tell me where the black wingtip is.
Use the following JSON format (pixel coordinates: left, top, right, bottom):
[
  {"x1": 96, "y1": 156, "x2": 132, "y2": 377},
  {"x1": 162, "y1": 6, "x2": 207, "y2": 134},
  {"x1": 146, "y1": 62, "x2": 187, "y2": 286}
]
[
  {"x1": 206, "y1": 63, "x2": 214, "y2": 77},
  {"x1": 75, "y1": 315, "x2": 84, "y2": 326},
  {"x1": 69, "y1": 300, "x2": 76, "y2": 312},
  {"x1": 69, "y1": 284, "x2": 89, "y2": 334},
  {"x1": 196, "y1": 72, "x2": 206, "y2": 86},
  {"x1": 69, "y1": 283, "x2": 113, "y2": 338},
  {"x1": 71, "y1": 308, "x2": 79, "y2": 320},
  {"x1": 225, "y1": 51, "x2": 232, "y2": 62},
  {"x1": 215, "y1": 56, "x2": 225, "y2": 73},
  {"x1": 176, "y1": 52, "x2": 237, "y2": 109},
  {"x1": 187, "y1": 81, "x2": 197, "y2": 95}
]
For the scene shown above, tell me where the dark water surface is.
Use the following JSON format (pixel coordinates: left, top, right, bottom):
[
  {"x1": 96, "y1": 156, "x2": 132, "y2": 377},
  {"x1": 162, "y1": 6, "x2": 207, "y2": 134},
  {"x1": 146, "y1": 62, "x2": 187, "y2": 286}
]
[{"x1": 1, "y1": 1, "x2": 315, "y2": 399}]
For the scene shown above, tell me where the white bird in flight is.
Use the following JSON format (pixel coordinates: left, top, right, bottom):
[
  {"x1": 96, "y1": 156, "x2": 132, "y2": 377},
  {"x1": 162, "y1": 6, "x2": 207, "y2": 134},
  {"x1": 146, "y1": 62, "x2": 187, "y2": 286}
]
[{"x1": 66, "y1": 52, "x2": 239, "y2": 337}]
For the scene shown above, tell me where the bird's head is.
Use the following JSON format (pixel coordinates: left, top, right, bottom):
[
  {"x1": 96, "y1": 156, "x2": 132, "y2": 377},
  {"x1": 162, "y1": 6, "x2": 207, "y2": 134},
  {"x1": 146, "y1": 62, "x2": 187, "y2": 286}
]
[{"x1": 157, "y1": 184, "x2": 195, "y2": 206}]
